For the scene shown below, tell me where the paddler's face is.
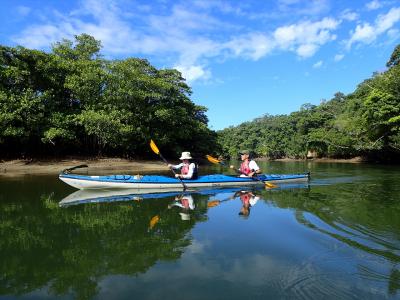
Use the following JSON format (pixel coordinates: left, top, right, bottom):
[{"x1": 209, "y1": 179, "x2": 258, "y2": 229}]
[{"x1": 241, "y1": 153, "x2": 249, "y2": 161}]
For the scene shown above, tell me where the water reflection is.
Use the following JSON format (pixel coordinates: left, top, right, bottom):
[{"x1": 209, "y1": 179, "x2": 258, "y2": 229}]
[
  {"x1": 1, "y1": 174, "x2": 400, "y2": 299},
  {"x1": 168, "y1": 194, "x2": 195, "y2": 221}
]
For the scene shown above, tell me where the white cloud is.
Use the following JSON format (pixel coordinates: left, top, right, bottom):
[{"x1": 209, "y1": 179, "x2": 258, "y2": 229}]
[
  {"x1": 11, "y1": 0, "x2": 342, "y2": 83},
  {"x1": 334, "y1": 54, "x2": 344, "y2": 61},
  {"x1": 340, "y1": 9, "x2": 359, "y2": 21},
  {"x1": 297, "y1": 44, "x2": 318, "y2": 58},
  {"x1": 313, "y1": 60, "x2": 323, "y2": 68},
  {"x1": 277, "y1": 0, "x2": 330, "y2": 16},
  {"x1": 224, "y1": 17, "x2": 339, "y2": 60},
  {"x1": 274, "y1": 17, "x2": 340, "y2": 58},
  {"x1": 366, "y1": 0, "x2": 382, "y2": 11},
  {"x1": 346, "y1": 7, "x2": 400, "y2": 48},
  {"x1": 14, "y1": 24, "x2": 63, "y2": 48},
  {"x1": 175, "y1": 64, "x2": 211, "y2": 83},
  {"x1": 224, "y1": 33, "x2": 274, "y2": 60}
]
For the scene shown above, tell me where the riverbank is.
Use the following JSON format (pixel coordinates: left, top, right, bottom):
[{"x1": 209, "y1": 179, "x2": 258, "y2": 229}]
[
  {"x1": 0, "y1": 158, "x2": 168, "y2": 177},
  {"x1": 0, "y1": 156, "x2": 368, "y2": 177}
]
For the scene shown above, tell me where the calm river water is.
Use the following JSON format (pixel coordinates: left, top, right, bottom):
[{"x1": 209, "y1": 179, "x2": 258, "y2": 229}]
[{"x1": 1, "y1": 161, "x2": 399, "y2": 300}]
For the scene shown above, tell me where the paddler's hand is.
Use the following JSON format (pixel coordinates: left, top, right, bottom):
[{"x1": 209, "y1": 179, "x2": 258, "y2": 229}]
[
  {"x1": 230, "y1": 165, "x2": 235, "y2": 169},
  {"x1": 175, "y1": 174, "x2": 181, "y2": 178},
  {"x1": 168, "y1": 164, "x2": 173, "y2": 168}
]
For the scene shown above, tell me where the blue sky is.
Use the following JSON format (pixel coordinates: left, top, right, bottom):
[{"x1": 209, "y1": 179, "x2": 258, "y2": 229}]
[{"x1": 1, "y1": 0, "x2": 400, "y2": 130}]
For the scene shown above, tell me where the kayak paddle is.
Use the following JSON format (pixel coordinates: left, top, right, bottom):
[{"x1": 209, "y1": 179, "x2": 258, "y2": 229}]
[
  {"x1": 150, "y1": 139, "x2": 187, "y2": 190},
  {"x1": 207, "y1": 195, "x2": 236, "y2": 207},
  {"x1": 205, "y1": 154, "x2": 278, "y2": 189},
  {"x1": 149, "y1": 215, "x2": 160, "y2": 230}
]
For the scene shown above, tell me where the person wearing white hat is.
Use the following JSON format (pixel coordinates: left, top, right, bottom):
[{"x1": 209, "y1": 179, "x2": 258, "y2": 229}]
[
  {"x1": 168, "y1": 152, "x2": 198, "y2": 179},
  {"x1": 168, "y1": 195, "x2": 195, "y2": 221},
  {"x1": 168, "y1": 194, "x2": 195, "y2": 210}
]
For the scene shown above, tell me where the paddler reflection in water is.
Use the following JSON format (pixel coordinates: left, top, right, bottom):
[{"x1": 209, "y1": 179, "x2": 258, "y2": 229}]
[
  {"x1": 230, "y1": 150, "x2": 261, "y2": 178},
  {"x1": 235, "y1": 191, "x2": 260, "y2": 218},
  {"x1": 168, "y1": 194, "x2": 195, "y2": 221},
  {"x1": 168, "y1": 151, "x2": 198, "y2": 179}
]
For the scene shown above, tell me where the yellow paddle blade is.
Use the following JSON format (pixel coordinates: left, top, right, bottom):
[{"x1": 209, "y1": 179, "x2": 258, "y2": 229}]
[
  {"x1": 150, "y1": 139, "x2": 160, "y2": 155},
  {"x1": 149, "y1": 215, "x2": 160, "y2": 229},
  {"x1": 207, "y1": 200, "x2": 220, "y2": 207},
  {"x1": 265, "y1": 182, "x2": 278, "y2": 188},
  {"x1": 206, "y1": 155, "x2": 221, "y2": 164}
]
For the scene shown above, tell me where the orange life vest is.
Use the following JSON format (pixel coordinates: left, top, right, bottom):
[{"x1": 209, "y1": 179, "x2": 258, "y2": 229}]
[
  {"x1": 240, "y1": 193, "x2": 250, "y2": 205},
  {"x1": 240, "y1": 160, "x2": 251, "y2": 175},
  {"x1": 181, "y1": 163, "x2": 190, "y2": 175},
  {"x1": 180, "y1": 162, "x2": 198, "y2": 179}
]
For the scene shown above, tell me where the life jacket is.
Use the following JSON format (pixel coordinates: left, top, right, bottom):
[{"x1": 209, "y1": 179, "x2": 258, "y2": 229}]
[
  {"x1": 181, "y1": 163, "x2": 190, "y2": 175},
  {"x1": 240, "y1": 160, "x2": 251, "y2": 175},
  {"x1": 240, "y1": 193, "x2": 250, "y2": 205},
  {"x1": 181, "y1": 162, "x2": 198, "y2": 179}
]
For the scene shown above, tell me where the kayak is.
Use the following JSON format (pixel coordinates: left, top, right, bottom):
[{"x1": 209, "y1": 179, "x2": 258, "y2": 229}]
[
  {"x1": 59, "y1": 183, "x2": 310, "y2": 207},
  {"x1": 58, "y1": 187, "x2": 259, "y2": 207},
  {"x1": 59, "y1": 171, "x2": 310, "y2": 190}
]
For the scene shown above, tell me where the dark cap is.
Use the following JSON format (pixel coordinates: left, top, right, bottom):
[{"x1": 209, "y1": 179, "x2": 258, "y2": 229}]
[{"x1": 239, "y1": 150, "x2": 250, "y2": 155}]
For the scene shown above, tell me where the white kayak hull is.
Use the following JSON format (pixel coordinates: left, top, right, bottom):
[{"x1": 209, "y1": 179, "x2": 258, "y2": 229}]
[{"x1": 59, "y1": 173, "x2": 310, "y2": 190}]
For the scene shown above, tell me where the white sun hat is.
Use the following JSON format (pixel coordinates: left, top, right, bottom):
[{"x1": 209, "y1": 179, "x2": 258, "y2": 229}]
[{"x1": 179, "y1": 151, "x2": 192, "y2": 160}]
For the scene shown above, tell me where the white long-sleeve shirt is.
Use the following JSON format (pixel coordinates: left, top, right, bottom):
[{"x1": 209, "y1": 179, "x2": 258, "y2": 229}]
[{"x1": 171, "y1": 162, "x2": 196, "y2": 179}]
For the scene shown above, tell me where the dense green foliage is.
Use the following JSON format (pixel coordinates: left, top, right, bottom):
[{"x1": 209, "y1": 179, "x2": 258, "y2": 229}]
[
  {"x1": 0, "y1": 34, "x2": 217, "y2": 158},
  {"x1": 218, "y1": 45, "x2": 400, "y2": 161},
  {"x1": 1, "y1": 34, "x2": 399, "y2": 161}
]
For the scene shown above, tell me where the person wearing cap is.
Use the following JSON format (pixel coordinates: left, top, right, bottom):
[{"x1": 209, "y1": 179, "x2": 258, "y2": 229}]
[
  {"x1": 230, "y1": 150, "x2": 261, "y2": 177},
  {"x1": 168, "y1": 152, "x2": 198, "y2": 179},
  {"x1": 235, "y1": 191, "x2": 260, "y2": 218}
]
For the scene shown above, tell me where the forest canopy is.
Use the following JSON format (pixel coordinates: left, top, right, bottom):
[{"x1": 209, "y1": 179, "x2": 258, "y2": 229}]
[
  {"x1": 1, "y1": 34, "x2": 399, "y2": 162},
  {"x1": 0, "y1": 34, "x2": 218, "y2": 158},
  {"x1": 217, "y1": 44, "x2": 400, "y2": 162}
]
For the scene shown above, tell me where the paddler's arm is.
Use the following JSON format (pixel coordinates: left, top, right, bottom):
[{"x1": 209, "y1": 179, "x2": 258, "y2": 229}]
[
  {"x1": 249, "y1": 161, "x2": 261, "y2": 177},
  {"x1": 168, "y1": 163, "x2": 183, "y2": 170}
]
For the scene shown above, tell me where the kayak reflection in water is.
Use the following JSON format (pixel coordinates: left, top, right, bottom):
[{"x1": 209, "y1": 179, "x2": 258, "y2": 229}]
[
  {"x1": 168, "y1": 194, "x2": 195, "y2": 221},
  {"x1": 235, "y1": 191, "x2": 260, "y2": 218}
]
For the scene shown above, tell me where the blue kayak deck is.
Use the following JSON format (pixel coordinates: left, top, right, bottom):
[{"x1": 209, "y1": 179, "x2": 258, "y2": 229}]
[{"x1": 60, "y1": 173, "x2": 310, "y2": 183}]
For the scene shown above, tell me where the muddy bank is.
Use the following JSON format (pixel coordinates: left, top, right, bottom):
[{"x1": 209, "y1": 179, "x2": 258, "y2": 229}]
[
  {"x1": 0, "y1": 158, "x2": 169, "y2": 177},
  {"x1": 0, "y1": 156, "x2": 369, "y2": 177}
]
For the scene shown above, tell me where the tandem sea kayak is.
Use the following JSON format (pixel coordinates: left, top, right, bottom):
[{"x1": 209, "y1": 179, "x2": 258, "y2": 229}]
[{"x1": 59, "y1": 169, "x2": 310, "y2": 190}]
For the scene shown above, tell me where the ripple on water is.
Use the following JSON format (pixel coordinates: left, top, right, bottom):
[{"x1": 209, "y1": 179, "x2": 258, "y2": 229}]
[{"x1": 280, "y1": 266, "x2": 360, "y2": 300}]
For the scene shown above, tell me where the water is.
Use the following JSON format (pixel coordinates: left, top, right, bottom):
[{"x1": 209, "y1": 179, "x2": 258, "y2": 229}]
[{"x1": 1, "y1": 161, "x2": 400, "y2": 300}]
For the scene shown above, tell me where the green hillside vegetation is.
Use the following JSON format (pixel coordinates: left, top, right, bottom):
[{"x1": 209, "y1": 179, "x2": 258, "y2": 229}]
[
  {"x1": 1, "y1": 34, "x2": 399, "y2": 162},
  {"x1": 217, "y1": 44, "x2": 400, "y2": 162},
  {"x1": 0, "y1": 34, "x2": 217, "y2": 159}
]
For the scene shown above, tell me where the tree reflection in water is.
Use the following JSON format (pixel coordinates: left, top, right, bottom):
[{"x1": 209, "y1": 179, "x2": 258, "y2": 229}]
[{"x1": 1, "y1": 181, "x2": 399, "y2": 299}]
